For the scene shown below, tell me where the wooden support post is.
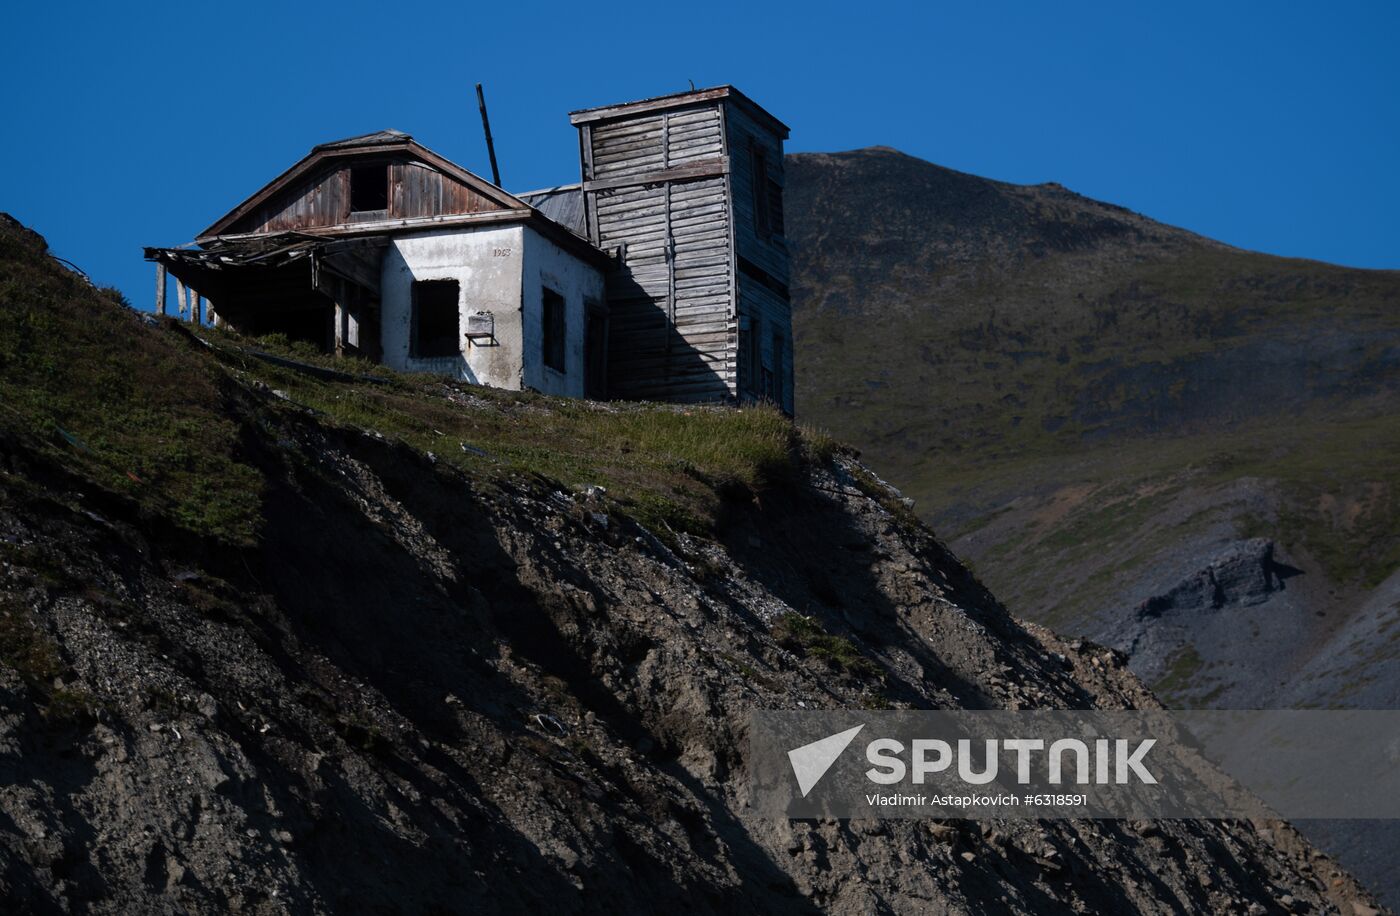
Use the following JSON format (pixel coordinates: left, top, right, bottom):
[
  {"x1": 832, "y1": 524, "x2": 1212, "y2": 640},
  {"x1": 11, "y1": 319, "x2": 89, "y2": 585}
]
[
  {"x1": 155, "y1": 263, "x2": 167, "y2": 316},
  {"x1": 174, "y1": 278, "x2": 187, "y2": 318},
  {"x1": 333, "y1": 301, "x2": 345, "y2": 356},
  {"x1": 191, "y1": 290, "x2": 202, "y2": 325}
]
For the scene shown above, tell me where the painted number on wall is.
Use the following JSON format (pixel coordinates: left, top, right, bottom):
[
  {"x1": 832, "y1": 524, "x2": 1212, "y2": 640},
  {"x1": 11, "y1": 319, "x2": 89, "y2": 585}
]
[{"x1": 493, "y1": 248, "x2": 512, "y2": 257}]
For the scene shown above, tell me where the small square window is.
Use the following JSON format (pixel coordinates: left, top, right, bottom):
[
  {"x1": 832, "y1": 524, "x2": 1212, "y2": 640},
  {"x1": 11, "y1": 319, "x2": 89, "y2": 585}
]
[
  {"x1": 350, "y1": 164, "x2": 388, "y2": 213},
  {"x1": 411, "y1": 279, "x2": 459, "y2": 358},
  {"x1": 542, "y1": 288, "x2": 566, "y2": 373}
]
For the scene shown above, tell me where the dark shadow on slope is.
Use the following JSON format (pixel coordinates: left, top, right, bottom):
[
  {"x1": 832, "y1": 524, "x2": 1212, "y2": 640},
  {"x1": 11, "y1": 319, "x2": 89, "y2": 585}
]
[
  {"x1": 340, "y1": 437, "x2": 818, "y2": 915},
  {"x1": 713, "y1": 473, "x2": 1097, "y2": 713},
  {"x1": 242, "y1": 438, "x2": 604, "y2": 913},
  {"x1": 234, "y1": 425, "x2": 813, "y2": 914}
]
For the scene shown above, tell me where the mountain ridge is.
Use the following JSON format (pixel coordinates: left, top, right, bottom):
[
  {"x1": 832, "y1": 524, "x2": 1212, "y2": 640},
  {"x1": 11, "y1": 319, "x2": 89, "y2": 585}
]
[
  {"x1": 787, "y1": 144, "x2": 1400, "y2": 597},
  {"x1": 786, "y1": 144, "x2": 1400, "y2": 906},
  {"x1": 796, "y1": 145, "x2": 1400, "y2": 273}
]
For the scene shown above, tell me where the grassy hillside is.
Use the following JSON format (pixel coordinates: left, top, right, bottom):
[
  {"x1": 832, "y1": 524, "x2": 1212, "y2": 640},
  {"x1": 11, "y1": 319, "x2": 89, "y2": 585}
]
[
  {"x1": 788, "y1": 148, "x2": 1400, "y2": 635},
  {"x1": 0, "y1": 214, "x2": 826, "y2": 555}
]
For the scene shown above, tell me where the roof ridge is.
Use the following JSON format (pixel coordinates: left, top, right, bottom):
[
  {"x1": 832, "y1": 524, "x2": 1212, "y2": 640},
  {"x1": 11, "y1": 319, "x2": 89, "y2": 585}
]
[{"x1": 312, "y1": 129, "x2": 412, "y2": 151}]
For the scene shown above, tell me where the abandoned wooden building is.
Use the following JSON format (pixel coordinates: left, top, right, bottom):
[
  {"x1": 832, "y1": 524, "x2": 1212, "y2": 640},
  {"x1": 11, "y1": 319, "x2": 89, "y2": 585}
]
[{"x1": 145, "y1": 86, "x2": 795, "y2": 413}]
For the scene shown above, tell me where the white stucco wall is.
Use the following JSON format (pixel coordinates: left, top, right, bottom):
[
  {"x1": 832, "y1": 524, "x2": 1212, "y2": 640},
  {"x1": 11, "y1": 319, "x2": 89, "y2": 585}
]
[
  {"x1": 519, "y1": 224, "x2": 606, "y2": 398},
  {"x1": 380, "y1": 224, "x2": 525, "y2": 387},
  {"x1": 379, "y1": 223, "x2": 604, "y2": 396}
]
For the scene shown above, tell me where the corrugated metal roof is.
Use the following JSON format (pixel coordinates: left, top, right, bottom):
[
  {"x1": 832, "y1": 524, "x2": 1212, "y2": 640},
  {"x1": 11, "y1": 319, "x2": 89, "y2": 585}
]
[
  {"x1": 313, "y1": 129, "x2": 412, "y2": 151},
  {"x1": 517, "y1": 184, "x2": 585, "y2": 238}
]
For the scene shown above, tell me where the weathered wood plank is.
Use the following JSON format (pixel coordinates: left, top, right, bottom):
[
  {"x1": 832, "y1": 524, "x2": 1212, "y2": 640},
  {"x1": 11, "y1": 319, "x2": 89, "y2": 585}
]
[
  {"x1": 582, "y1": 158, "x2": 728, "y2": 193},
  {"x1": 593, "y1": 157, "x2": 668, "y2": 179},
  {"x1": 594, "y1": 149, "x2": 666, "y2": 171},
  {"x1": 667, "y1": 115, "x2": 721, "y2": 134},
  {"x1": 596, "y1": 198, "x2": 670, "y2": 221},
  {"x1": 594, "y1": 133, "x2": 665, "y2": 157},
  {"x1": 664, "y1": 109, "x2": 721, "y2": 128},
  {"x1": 666, "y1": 131, "x2": 722, "y2": 152},
  {"x1": 154, "y1": 263, "x2": 166, "y2": 316},
  {"x1": 596, "y1": 195, "x2": 668, "y2": 216},
  {"x1": 592, "y1": 117, "x2": 665, "y2": 141}
]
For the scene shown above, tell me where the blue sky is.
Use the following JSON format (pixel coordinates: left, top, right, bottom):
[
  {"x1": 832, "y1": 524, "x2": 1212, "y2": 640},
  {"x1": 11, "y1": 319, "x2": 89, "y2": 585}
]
[{"x1": 3, "y1": 1, "x2": 1397, "y2": 308}]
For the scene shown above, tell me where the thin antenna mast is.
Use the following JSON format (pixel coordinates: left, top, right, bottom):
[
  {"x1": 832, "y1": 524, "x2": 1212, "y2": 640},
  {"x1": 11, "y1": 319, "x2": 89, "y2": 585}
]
[{"x1": 475, "y1": 82, "x2": 502, "y2": 187}]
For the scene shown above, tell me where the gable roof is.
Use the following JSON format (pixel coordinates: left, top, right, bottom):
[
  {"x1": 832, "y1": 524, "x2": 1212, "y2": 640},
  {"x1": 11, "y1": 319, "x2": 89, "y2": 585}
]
[
  {"x1": 197, "y1": 130, "x2": 532, "y2": 241},
  {"x1": 312, "y1": 128, "x2": 411, "y2": 151}
]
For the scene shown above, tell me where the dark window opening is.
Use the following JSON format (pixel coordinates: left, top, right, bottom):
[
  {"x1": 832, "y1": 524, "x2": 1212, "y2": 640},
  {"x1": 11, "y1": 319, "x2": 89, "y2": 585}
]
[
  {"x1": 350, "y1": 164, "x2": 388, "y2": 213},
  {"x1": 542, "y1": 288, "x2": 566, "y2": 373},
  {"x1": 751, "y1": 144, "x2": 771, "y2": 237},
  {"x1": 411, "y1": 279, "x2": 460, "y2": 358}
]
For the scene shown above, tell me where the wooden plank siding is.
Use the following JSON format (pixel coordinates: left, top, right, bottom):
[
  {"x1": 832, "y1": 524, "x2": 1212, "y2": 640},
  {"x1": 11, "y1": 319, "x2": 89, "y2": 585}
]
[
  {"x1": 582, "y1": 101, "x2": 738, "y2": 404},
  {"x1": 229, "y1": 158, "x2": 504, "y2": 236},
  {"x1": 737, "y1": 274, "x2": 793, "y2": 412},
  {"x1": 725, "y1": 104, "x2": 789, "y2": 287},
  {"x1": 577, "y1": 90, "x2": 790, "y2": 411},
  {"x1": 724, "y1": 102, "x2": 794, "y2": 414}
]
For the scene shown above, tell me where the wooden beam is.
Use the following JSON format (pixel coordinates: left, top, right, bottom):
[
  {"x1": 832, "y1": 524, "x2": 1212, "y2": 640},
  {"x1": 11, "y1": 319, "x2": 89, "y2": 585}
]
[
  {"x1": 581, "y1": 158, "x2": 728, "y2": 194},
  {"x1": 198, "y1": 206, "x2": 534, "y2": 246},
  {"x1": 155, "y1": 263, "x2": 167, "y2": 316},
  {"x1": 569, "y1": 87, "x2": 731, "y2": 125},
  {"x1": 191, "y1": 290, "x2": 202, "y2": 324},
  {"x1": 175, "y1": 278, "x2": 187, "y2": 318}
]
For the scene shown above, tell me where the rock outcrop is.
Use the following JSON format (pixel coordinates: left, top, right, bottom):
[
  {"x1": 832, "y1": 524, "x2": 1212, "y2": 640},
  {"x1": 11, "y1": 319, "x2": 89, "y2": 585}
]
[{"x1": 1137, "y1": 538, "x2": 1284, "y2": 618}]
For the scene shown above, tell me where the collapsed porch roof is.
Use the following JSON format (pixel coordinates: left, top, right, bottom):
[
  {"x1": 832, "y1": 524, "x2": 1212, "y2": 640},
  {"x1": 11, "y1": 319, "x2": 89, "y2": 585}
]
[{"x1": 143, "y1": 234, "x2": 388, "y2": 305}]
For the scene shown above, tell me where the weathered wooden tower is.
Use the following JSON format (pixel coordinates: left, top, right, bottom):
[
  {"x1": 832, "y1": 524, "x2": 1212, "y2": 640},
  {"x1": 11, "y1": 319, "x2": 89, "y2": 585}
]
[{"x1": 570, "y1": 86, "x2": 793, "y2": 413}]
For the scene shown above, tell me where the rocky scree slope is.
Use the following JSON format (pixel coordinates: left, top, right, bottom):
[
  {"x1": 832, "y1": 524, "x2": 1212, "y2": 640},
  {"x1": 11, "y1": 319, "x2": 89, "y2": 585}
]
[{"x1": 0, "y1": 215, "x2": 1384, "y2": 914}]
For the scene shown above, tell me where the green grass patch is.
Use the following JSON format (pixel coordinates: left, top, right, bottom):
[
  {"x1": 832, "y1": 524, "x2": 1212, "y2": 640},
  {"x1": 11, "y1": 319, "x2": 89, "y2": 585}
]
[
  {"x1": 0, "y1": 226, "x2": 262, "y2": 543},
  {"x1": 202, "y1": 325, "x2": 814, "y2": 542},
  {"x1": 0, "y1": 597, "x2": 63, "y2": 686},
  {"x1": 772, "y1": 611, "x2": 881, "y2": 679},
  {"x1": 0, "y1": 596, "x2": 100, "y2": 723},
  {"x1": 1152, "y1": 644, "x2": 1204, "y2": 703}
]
